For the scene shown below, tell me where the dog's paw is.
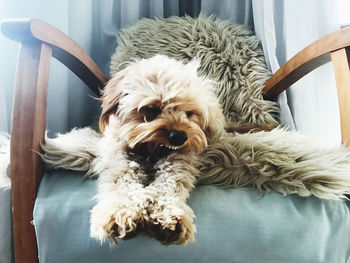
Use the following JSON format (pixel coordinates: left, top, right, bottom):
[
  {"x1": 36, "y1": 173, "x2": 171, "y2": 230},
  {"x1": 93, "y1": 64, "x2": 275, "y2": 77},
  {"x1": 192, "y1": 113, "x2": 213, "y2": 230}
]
[
  {"x1": 147, "y1": 206, "x2": 196, "y2": 245},
  {"x1": 90, "y1": 203, "x2": 145, "y2": 243}
]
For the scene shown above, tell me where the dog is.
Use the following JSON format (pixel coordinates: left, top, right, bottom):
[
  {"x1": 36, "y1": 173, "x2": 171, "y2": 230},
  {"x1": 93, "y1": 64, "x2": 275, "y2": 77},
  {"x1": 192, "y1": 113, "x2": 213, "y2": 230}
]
[
  {"x1": 45, "y1": 54, "x2": 229, "y2": 245},
  {"x1": 29, "y1": 55, "x2": 350, "y2": 245},
  {"x1": 91, "y1": 54, "x2": 229, "y2": 245}
]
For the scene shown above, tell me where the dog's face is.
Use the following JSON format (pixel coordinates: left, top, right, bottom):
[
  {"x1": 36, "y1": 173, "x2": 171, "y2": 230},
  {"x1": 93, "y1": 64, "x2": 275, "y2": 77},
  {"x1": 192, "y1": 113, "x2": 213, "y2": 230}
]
[{"x1": 99, "y1": 55, "x2": 225, "y2": 158}]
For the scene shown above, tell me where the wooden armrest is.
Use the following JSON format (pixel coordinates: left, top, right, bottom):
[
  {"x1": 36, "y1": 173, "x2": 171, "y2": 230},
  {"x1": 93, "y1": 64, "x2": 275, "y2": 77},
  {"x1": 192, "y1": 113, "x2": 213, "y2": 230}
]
[
  {"x1": 1, "y1": 18, "x2": 107, "y2": 94},
  {"x1": 263, "y1": 26, "x2": 350, "y2": 99},
  {"x1": 1, "y1": 18, "x2": 107, "y2": 263},
  {"x1": 264, "y1": 27, "x2": 350, "y2": 146}
]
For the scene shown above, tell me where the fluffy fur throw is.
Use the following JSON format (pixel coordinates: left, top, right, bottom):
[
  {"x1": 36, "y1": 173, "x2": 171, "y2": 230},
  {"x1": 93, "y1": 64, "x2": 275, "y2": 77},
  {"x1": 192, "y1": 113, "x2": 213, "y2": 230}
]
[
  {"x1": 198, "y1": 129, "x2": 350, "y2": 199},
  {"x1": 40, "y1": 126, "x2": 350, "y2": 201},
  {"x1": 110, "y1": 15, "x2": 279, "y2": 126}
]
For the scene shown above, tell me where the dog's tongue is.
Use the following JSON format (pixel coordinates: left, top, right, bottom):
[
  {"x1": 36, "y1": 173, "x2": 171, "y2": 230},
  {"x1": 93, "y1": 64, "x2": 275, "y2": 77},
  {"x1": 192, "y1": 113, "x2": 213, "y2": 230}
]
[{"x1": 147, "y1": 142, "x2": 160, "y2": 156}]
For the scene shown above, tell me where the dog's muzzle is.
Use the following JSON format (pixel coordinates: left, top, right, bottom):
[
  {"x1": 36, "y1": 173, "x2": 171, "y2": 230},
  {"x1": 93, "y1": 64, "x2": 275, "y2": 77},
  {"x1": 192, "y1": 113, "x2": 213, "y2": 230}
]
[{"x1": 168, "y1": 130, "x2": 188, "y2": 146}]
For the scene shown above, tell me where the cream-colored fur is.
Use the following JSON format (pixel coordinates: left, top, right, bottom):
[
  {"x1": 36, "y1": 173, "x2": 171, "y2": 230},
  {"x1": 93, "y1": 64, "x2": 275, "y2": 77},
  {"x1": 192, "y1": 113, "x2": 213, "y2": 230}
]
[
  {"x1": 44, "y1": 55, "x2": 224, "y2": 245},
  {"x1": 41, "y1": 128, "x2": 101, "y2": 176},
  {"x1": 88, "y1": 55, "x2": 223, "y2": 244},
  {"x1": 38, "y1": 55, "x2": 350, "y2": 246}
]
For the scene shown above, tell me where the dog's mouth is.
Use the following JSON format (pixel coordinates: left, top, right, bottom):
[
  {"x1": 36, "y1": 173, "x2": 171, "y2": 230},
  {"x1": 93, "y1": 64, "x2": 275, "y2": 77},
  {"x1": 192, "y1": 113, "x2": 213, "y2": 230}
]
[
  {"x1": 146, "y1": 141, "x2": 186, "y2": 157},
  {"x1": 131, "y1": 141, "x2": 185, "y2": 161},
  {"x1": 146, "y1": 142, "x2": 184, "y2": 154}
]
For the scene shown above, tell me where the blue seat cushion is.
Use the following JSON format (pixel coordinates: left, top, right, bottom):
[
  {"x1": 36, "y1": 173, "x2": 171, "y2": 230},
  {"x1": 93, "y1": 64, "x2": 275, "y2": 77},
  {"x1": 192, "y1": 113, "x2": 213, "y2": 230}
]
[{"x1": 34, "y1": 170, "x2": 350, "y2": 263}]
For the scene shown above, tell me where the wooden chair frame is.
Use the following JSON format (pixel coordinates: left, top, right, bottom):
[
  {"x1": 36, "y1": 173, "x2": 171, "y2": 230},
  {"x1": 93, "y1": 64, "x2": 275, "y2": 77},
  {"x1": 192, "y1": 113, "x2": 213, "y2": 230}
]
[{"x1": 1, "y1": 18, "x2": 350, "y2": 263}]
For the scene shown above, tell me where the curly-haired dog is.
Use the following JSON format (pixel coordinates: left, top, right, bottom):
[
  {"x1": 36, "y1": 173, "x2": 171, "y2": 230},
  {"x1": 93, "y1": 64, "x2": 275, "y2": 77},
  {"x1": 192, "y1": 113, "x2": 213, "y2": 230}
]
[
  {"x1": 46, "y1": 54, "x2": 227, "y2": 245},
  {"x1": 38, "y1": 55, "x2": 350, "y2": 246},
  {"x1": 90, "y1": 54, "x2": 228, "y2": 245}
]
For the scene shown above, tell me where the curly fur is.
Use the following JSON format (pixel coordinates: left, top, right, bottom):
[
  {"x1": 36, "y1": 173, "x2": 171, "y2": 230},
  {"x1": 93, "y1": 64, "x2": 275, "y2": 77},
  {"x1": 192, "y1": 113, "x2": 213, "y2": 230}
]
[
  {"x1": 43, "y1": 55, "x2": 226, "y2": 245},
  {"x1": 89, "y1": 55, "x2": 227, "y2": 245},
  {"x1": 110, "y1": 14, "x2": 279, "y2": 126}
]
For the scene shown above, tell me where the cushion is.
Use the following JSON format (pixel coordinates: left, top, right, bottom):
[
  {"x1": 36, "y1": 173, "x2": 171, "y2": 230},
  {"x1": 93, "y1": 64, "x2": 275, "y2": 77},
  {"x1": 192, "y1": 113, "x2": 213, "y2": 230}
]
[
  {"x1": 34, "y1": 170, "x2": 350, "y2": 263},
  {"x1": 109, "y1": 15, "x2": 279, "y2": 125}
]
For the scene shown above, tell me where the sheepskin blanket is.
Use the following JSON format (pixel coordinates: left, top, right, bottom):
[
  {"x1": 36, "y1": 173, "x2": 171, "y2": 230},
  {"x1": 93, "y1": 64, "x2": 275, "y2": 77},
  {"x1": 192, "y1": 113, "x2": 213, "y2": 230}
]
[
  {"x1": 110, "y1": 15, "x2": 279, "y2": 126},
  {"x1": 105, "y1": 15, "x2": 350, "y2": 200}
]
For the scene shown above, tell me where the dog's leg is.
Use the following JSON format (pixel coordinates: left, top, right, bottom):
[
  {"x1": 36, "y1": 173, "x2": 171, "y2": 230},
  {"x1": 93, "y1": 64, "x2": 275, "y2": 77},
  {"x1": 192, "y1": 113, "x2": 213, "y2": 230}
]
[
  {"x1": 90, "y1": 162, "x2": 148, "y2": 243},
  {"x1": 144, "y1": 153, "x2": 198, "y2": 245},
  {"x1": 90, "y1": 137, "x2": 152, "y2": 243},
  {"x1": 41, "y1": 127, "x2": 100, "y2": 176},
  {"x1": 198, "y1": 129, "x2": 350, "y2": 200}
]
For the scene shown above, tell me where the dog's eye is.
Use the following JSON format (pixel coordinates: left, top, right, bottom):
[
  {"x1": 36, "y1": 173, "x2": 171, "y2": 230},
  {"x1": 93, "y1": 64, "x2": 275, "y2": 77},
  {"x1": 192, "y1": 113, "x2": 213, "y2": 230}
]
[
  {"x1": 186, "y1": 111, "x2": 193, "y2": 118},
  {"x1": 141, "y1": 106, "x2": 162, "y2": 121}
]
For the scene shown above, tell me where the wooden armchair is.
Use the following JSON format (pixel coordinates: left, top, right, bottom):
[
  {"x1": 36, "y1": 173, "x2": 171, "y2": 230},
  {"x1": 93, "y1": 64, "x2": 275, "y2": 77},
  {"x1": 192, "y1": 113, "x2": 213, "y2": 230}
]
[{"x1": 1, "y1": 18, "x2": 350, "y2": 263}]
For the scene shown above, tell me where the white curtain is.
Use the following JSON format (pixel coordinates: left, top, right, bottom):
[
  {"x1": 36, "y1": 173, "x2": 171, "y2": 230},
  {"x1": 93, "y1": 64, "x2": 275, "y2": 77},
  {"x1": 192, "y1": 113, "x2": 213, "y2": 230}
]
[
  {"x1": 201, "y1": 0, "x2": 254, "y2": 26},
  {"x1": 201, "y1": 0, "x2": 340, "y2": 145},
  {"x1": 252, "y1": 0, "x2": 341, "y2": 145}
]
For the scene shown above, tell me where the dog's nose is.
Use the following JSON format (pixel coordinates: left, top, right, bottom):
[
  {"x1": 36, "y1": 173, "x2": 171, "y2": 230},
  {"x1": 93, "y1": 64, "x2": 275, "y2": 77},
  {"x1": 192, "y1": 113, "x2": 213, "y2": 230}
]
[{"x1": 168, "y1": 130, "x2": 188, "y2": 146}]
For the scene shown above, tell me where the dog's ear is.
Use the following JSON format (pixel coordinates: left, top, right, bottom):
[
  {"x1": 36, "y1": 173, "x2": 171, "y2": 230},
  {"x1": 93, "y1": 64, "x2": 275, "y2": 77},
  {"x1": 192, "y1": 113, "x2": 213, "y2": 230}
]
[
  {"x1": 99, "y1": 73, "x2": 125, "y2": 133},
  {"x1": 186, "y1": 59, "x2": 226, "y2": 140},
  {"x1": 186, "y1": 59, "x2": 201, "y2": 73},
  {"x1": 205, "y1": 95, "x2": 226, "y2": 140}
]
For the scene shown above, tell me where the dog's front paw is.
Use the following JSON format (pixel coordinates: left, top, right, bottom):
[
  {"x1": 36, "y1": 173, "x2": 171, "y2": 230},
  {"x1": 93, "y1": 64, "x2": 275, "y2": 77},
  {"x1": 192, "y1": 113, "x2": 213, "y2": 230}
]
[
  {"x1": 147, "y1": 204, "x2": 196, "y2": 245},
  {"x1": 90, "y1": 203, "x2": 145, "y2": 243}
]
